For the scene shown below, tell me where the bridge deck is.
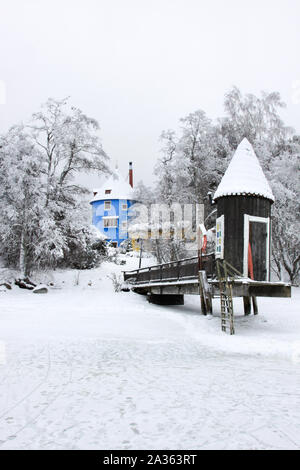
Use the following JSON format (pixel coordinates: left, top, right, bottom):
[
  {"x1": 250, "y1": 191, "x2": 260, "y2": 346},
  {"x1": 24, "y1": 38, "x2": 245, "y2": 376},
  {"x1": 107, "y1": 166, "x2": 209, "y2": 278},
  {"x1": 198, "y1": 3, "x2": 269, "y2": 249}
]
[
  {"x1": 123, "y1": 254, "x2": 291, "y2": 298},
  {"x1": 128, "y1": 278, "x2": 291, "y2": 298}
]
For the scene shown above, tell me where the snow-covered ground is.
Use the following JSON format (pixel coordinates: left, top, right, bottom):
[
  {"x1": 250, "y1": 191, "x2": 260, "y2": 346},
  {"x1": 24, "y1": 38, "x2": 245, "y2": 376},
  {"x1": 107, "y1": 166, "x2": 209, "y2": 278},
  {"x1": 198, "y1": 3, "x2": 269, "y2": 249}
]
[{"x1": 0, "y1": 256, "x2": 299, "y2": 450}]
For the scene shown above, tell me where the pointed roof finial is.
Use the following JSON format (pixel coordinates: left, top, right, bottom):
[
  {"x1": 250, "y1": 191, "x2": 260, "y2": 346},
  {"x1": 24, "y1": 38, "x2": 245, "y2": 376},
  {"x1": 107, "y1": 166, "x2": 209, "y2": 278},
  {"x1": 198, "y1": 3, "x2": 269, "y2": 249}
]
[{"x1": 213, "y1": 138, "x2": 274, "y2": 202}]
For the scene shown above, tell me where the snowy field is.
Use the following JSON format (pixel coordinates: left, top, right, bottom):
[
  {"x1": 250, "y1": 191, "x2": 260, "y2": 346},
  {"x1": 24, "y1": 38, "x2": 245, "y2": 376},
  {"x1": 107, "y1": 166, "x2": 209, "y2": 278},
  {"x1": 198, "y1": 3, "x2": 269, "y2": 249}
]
[{"x1": 0, "y1": 257, "x2": 299, "y2": 450}]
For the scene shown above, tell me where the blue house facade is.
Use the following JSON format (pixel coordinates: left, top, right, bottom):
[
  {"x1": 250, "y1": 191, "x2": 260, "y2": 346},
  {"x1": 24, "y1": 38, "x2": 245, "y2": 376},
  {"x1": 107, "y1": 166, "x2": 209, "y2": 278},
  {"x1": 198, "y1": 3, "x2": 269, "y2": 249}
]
[{"x1": 90, "y1": 168, "x2": 135, "y2": 247}]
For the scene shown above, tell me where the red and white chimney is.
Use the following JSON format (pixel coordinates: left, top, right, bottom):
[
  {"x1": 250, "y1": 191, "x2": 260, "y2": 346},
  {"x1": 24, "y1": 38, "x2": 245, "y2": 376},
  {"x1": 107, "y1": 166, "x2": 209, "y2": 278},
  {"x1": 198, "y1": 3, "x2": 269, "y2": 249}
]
[{"x1": 129, "y1": 161, "x2": 133, "y2": 188}]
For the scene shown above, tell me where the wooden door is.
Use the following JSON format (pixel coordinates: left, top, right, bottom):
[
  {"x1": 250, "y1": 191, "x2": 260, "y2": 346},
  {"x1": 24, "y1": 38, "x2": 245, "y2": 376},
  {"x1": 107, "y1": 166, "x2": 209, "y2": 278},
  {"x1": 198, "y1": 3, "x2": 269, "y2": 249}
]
[{"x1": 249, "y1": 221, "x2": 268, "y2": 281}]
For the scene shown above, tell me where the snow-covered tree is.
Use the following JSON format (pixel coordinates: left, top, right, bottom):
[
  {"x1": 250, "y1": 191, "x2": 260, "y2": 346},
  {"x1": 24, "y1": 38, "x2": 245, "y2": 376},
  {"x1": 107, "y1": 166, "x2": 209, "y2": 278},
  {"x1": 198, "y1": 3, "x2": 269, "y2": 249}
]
[
  {"x1": 0, "y1": 98, "x2": 110, "y2": 275},
  {"x1": 0, "y1": 127, "x2": 48, "y2": 275},
  {"x1": 154, "y1": 130, "x2": 178, "y2": 205},
  {"x1": 153, "y1": 87, "x2": 299, "y2": 280},
  {"x1": 132, "y1": 180, "x2": 156, "y2": 204},
  {"x1": 28, "y1": 97, "x2": 110, "y2": 207},
  {"x1": 270, "y1": 137, "x2": 300, "y2": 284},
  {"x1": 155, "y1": 111, "x2": 230, "y2": 210},
  {"x1": 220, "y1": 86, "x2": 292, "y2": 149}
]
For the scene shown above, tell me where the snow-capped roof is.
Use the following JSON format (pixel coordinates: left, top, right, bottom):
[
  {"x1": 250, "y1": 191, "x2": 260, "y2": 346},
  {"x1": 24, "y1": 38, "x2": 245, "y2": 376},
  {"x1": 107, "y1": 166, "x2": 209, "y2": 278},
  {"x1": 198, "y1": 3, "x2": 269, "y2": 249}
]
[
  {"x1": 213, "y1": 138, "x2": 275, "y2": 202},
  {"x1": 90, "y1": 169, "x2": 134, "y2": 203}
]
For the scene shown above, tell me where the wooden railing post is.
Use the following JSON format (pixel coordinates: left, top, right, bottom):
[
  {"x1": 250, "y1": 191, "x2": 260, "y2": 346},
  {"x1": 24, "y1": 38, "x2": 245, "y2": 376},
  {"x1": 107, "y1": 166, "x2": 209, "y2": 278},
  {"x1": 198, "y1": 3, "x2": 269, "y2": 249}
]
[{"x1": 199, "y1": 270, "x2": 212, "y2": 315}]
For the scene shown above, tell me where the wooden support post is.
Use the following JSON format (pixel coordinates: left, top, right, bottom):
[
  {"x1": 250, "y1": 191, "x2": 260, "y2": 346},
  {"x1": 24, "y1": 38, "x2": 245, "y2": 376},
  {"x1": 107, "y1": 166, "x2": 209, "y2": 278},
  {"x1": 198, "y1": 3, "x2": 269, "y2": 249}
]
[
  {"x1": 199, "y1": 271, "x2": 206, "y2": 315},
  {"x1": 199, "y1": 271, "x2": 213, "y2": 315},
  {"x1": 252, "y1": 296, "x2": 258, "y2": 315},
  {"x1": 243, "y1": 296, "x2": 251, "y2": 315},
  {"x1": 200, "y1": 292, "x2": 207, "y2": 315},
  {"x1": 138, "y1": 239, "x2": 143, "y2": 269}
]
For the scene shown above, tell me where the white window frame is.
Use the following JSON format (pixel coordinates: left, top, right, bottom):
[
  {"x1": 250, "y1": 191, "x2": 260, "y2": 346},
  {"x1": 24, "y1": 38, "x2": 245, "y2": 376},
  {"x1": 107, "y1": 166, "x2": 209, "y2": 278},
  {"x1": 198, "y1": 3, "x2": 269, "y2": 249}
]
[
  {"x1": 103, "y1": 217, "x2": 118, "y2": 228},
  {"x1": 104, "y1": 201, "x2": 111, "y2": 211},
  {"x1": 243, "y1": 215, "x2": 270, "y2": 279}
]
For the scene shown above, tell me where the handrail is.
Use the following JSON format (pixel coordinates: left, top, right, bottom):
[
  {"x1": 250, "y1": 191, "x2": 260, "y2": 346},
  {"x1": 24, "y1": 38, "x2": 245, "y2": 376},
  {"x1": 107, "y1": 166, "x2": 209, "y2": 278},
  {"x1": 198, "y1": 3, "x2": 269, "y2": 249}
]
[{"x1": 123, "y1": 252, "x2": 215, "y2": 275}]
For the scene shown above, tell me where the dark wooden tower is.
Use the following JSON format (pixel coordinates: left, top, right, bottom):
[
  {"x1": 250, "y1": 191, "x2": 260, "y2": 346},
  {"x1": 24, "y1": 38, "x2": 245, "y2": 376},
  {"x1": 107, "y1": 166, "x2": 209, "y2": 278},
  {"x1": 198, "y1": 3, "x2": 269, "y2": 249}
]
[{"x1": 213, "y1": 138, "x2": 274, "y2": 281}]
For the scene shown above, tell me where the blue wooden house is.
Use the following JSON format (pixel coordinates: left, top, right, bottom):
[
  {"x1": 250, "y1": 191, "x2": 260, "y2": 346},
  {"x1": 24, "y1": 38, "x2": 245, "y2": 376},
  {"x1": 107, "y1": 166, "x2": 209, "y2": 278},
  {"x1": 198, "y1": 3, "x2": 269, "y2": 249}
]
[{"x1": 90, "y1": 163, "x2": 135, "y2": 247}]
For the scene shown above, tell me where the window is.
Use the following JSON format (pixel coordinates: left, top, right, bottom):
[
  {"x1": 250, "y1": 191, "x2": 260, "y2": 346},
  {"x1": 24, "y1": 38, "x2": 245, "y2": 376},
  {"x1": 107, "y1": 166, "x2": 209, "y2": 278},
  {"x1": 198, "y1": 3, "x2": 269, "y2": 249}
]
[
  {"x1": 103, "y1": 217, "x2": 118, "y2": 228},
  {"x1": 105, "y1": 189, "x2": 111, "y2": 194},
  {"x1": 104, "y1": 201, "x2": 111, "y2": 210},
  {"x1": 122, "y1": 203, "x2": 128, "y2": 210}
]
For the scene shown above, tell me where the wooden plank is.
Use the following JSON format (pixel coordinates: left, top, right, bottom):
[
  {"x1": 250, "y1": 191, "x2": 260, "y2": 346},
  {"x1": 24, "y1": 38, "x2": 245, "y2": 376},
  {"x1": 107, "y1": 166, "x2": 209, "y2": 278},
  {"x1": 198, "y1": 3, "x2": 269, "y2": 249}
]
[
  {"x1": 198, "y1": 271, "x2": 207, "y2": 315},
  {"x1": 199, "y1": 270, "x2": 212, "y2": 315},
  {"x1": 123, "y1": 254, "x2": 215, "y2": 285},
  {"x1": 212, "y1": 284, "x2": 246, "y2": 297},
  {"x1": 149, "y1": 284, "x2": 200, "y2": 295},
  {"x1": 248, "y1": 284, "x2": 291, "y2": 298},
  {"x1": 210, "y1": 280, "x2": 291, "y2": 298},
  {"x1": 133, "y1": 281, "x2": 291, "y2": 298}
]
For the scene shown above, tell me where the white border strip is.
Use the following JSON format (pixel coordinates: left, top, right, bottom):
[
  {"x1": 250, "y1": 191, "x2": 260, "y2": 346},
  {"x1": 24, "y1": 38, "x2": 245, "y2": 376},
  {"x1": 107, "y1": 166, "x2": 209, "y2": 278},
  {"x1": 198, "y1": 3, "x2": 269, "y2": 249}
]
[{"x1": 243, "y1": 215, "x2": 270, "y2": 280}]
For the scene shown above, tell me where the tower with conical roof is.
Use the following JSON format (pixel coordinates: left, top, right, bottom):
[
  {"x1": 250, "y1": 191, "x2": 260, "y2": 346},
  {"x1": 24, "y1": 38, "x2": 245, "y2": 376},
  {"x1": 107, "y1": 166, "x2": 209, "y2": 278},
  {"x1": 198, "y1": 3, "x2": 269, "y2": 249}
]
[
  {"x1": 90, "y1": 163, "x2": 135, "y2": 247},
  {"x1": 213, "y1": 138, "x2": 274, "y2": 281}
]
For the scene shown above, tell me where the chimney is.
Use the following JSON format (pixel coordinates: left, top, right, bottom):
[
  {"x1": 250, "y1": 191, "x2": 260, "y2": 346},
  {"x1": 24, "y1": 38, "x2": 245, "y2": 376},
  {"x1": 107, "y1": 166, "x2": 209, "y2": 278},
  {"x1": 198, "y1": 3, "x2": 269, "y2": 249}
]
[{"x1": 129, "y1": 161, "x2": 133, "y2": 188}]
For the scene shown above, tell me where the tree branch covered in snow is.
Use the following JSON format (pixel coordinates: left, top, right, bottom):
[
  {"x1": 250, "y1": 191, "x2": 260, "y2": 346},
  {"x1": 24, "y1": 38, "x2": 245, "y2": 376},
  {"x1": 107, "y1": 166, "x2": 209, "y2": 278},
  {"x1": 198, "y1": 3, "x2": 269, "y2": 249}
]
[
  {"x1": 154, "y1": 87, "x2": 299, "y2": 282},
  {"x1": 0, "y1": 98, "x2": 110, "y2": 275}
]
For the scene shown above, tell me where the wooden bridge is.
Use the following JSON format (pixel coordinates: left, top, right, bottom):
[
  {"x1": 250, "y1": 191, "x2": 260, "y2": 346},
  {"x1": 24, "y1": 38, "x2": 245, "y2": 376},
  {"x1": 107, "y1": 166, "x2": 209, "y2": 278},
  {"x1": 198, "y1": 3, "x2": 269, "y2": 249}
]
[
  {"x1": 122, "y1": 139, "x2": 293, "y2": 334},
  {"x1": 124, "y1": 254, "x2": 214, "y2": 287},
  {"x1": 123, "y1": 254, "x2": 291, "y2": 333}
]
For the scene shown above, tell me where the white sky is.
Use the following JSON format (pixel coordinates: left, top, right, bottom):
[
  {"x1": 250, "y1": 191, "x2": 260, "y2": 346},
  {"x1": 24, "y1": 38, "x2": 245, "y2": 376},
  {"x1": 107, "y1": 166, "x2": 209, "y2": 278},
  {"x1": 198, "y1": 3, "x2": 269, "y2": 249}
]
[{"x1": 0, "y1": 0, "x2": 300, "y2": 187}]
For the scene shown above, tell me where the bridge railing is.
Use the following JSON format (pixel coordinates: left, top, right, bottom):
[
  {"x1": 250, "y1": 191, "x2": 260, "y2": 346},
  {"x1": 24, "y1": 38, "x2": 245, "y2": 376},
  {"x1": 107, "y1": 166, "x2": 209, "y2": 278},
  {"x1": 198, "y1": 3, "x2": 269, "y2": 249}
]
[{"x1": 123, "y1": 253, "x2": 215, "y2": 285}]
